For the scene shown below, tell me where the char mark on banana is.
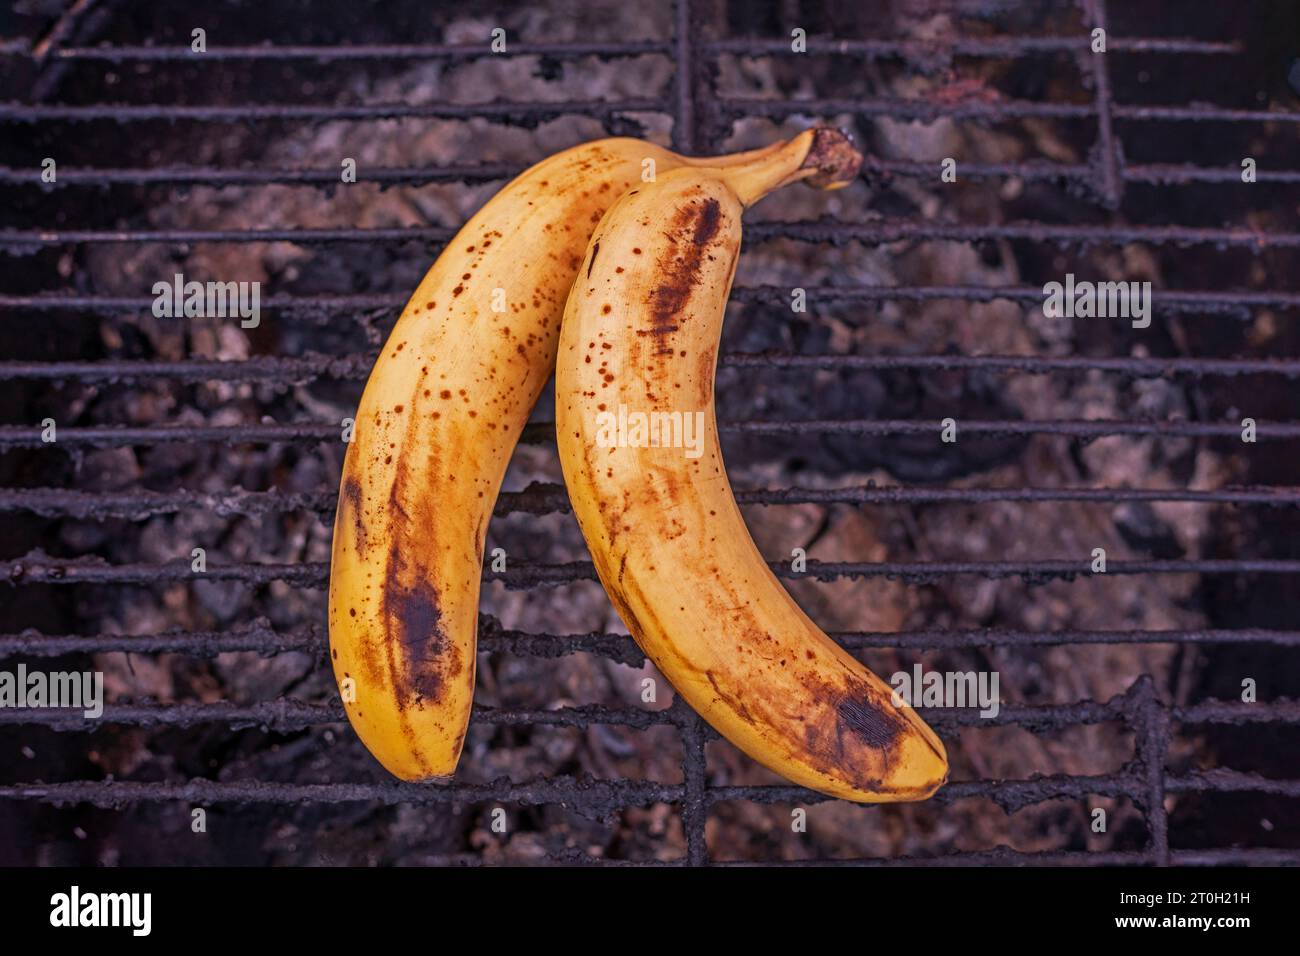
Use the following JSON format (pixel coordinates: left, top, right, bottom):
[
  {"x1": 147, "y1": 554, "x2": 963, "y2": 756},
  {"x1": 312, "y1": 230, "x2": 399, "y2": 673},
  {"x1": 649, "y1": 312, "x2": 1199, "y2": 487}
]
[
  {"x1": 339, "y1": 474, "x2": 368, "y2": 556},
  {"x1": 705, "y1": 670, "x2": 758, "y2": 727},
  {"x1": 642, "y1": 196, "x2": 723, "y2": 353},
  {"x1": 380, "y1": 449, "x2": 461, "y2": 708},
  {"x1": 381, "y1": 543, "x2": 461, "y2": 707},
  {"x1": 836, "y1": 690, "x2": 905, "y2": 749},
  {"x1": 798, "y1": 689, "x2": 901, "y2": 790}
]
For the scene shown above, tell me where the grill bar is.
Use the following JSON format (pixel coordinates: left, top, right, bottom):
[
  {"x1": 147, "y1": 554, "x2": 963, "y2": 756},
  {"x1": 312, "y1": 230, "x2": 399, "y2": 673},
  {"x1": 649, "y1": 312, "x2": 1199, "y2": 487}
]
[
  {"x1": 722, "y1": 353, "x2": 1300, "y2": 377},
  {"x1": 24, "y1": 40, "x2": 673, "y2": 61},
  {"x1": 0, "y1": 99, "x2": 668, "y2": 123},
  {"x1": 0, "y1": 163, "x2": 523, "y2": 187},
  {"x1": 671, "y1": 0, "x2": 698, "y2": 154},
  {"x1": 0, "y1": 777, "x2": 684, "y2": 809},
  {"x1": 9, "y1": 285, "x2": 1298, "y2": 313},
  {"x1": 707, "y1": 36, "x2": 1238, "y2": 57},
  {"x1": 2, "y1": 624, "x2": 1296, "y2": 660},
  {"x1": 2, "y1": 35, "x2": 1236, "y2": 62},
  {"x1": 726, "y1": 285, "x2": 1300, "y2": 313},
  {"x1": 3, "y1": 352, "x2": 1299, "y2": 383},
  {"x1": 2, "y1": 418, "x2": 1293, "y2": 449},
  {"x1": 1134, "y1": 676, "x2": 1171, "y2": 864},
  {"x1": 725, "y1": 771, "x2": 1300, "y2": 805},
  {"x1": 7, "y1": 220, "x2": 1297, "y2": 248},
  {"x1": 750, "y1": 220, "x2": 1300, "y2": 248},
  {"x1": 679, "y1": 714, "x2": 709, "y2": 867},
  {"x1": 0, "y1": 700, "x2": 677, "y2": 731},
  {"x1": 4, "y1": 99, "x2": 1296, "y2": 127},
  {"x1": 3, "y1": 556, "x2": 1298, "y2": 588},
  {"x1": 724, "y1": 849, "x2": 1300, "y2": 866},
  {"x1": 865, "y1": 158, "x2": 1300, "y2": 185},
  {"x1": 718, "y1": 96, "x2": 1300, "y2": 125},
  {"x1": 1, "y1": 695, "x2": 1292, "y2": 733},
  {"x1": 4, "y1": 483, "x2": 1298, "y2": 522},
  {"x1": 0, "y1": 771, "x2": 1293, "y2": 805},
  {"x1": 1081, "y1": 0, "x2": 1122, "y2": 206},
  {"x1": 29, "y1": 0, "x2": 97, "y2": 64},
  {"x1": 7, "y1": 160, "x2": 1298, "y2": 189},
  {"x1": 3, "y1": 226, "x2": 461, "y2": 245}
]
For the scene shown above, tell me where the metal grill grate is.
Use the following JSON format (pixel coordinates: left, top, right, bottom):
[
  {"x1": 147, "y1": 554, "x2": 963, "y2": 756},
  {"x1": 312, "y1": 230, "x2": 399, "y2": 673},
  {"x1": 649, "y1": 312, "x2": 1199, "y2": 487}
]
[{"x1": 1, "y1": 0, "x2": 1297, "y2": 865}]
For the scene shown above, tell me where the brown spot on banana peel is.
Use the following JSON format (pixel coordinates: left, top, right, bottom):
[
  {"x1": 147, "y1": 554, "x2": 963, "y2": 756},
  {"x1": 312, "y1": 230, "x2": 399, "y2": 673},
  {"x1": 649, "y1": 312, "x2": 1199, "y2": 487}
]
[
  {"x1": 645, "y1": 197, "x2": 723, "y2": 344},
  {"x1": 801, "y1": 683, "x2": 904, "y2": 795},
  {"x1": 836, "y1": 689, "x2": 904, "y2": 750},
  {"x1": 705, "y1": 670, "x2": 757, "y2": 727},
  {"x1": 380, "y1": 542, "x2": 462, "y2": 708},
  {"x1": 693, "y1": 344, "x2": 719, "y2": 408},
  {"x1": 803, "y1": 671, "x2": 948, "y2": 797},
  {"x1": 339, "y1": 475, "x2": 369, "y2": 557},
  {"x1": 360, "y1": 375, "x2": 467, "y2": 777},
  {"x1": 598, "y1": 556, "x2": 670, "y2": 667},
  {"x1": 352, "y1": 612, "x2": 386, "y2": 690}
]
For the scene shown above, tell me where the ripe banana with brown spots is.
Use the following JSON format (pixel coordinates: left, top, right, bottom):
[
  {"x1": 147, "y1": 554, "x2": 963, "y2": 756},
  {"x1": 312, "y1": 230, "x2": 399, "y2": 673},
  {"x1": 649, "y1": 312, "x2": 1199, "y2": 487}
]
[
  {"x1": 555, "y1": 130, "x2": 949, "y2": 802},
  {"x1": 329, "y1": 133, "x2": 824, "y2": 782}
]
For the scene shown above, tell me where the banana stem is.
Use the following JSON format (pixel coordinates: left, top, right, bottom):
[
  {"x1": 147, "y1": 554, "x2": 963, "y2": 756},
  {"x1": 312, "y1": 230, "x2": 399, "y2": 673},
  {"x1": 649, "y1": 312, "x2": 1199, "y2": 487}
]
[
  {"x1": 716, "y1": 127, "x2": 863, "y2": 207},
  {"x1": 688, "y1": 138, "x2": 788, "y2": 168}
]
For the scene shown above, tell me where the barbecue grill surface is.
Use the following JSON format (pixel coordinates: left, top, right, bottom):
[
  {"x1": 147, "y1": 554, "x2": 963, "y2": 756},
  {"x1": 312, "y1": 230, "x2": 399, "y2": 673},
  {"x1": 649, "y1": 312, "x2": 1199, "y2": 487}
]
[{"x1": 0, "y1": 0, "x2": 1296, "y2": 866}]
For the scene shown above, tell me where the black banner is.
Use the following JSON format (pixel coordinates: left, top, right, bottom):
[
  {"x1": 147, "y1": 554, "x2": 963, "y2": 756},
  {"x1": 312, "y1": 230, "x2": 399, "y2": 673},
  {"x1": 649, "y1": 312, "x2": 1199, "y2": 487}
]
[{"x1": 0, "y1": 865, "x2": 1286, "y2": 942}]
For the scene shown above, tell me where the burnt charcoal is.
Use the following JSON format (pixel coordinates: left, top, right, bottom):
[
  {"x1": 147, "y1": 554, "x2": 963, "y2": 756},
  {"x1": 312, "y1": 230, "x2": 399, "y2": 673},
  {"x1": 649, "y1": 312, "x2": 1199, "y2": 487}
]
[{"x1": 1113, "y1": 502, "x2": 1184, "y2": 561}]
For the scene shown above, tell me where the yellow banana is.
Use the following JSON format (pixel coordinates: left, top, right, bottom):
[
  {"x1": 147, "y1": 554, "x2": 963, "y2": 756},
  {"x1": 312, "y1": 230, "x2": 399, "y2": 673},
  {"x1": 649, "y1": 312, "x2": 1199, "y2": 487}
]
[
  {"x1": 555, "y1": 130, "x2": 949, "y2": 802},
  {"x1": 329, "y1": 133, "x2": 820, "y2": 781}
]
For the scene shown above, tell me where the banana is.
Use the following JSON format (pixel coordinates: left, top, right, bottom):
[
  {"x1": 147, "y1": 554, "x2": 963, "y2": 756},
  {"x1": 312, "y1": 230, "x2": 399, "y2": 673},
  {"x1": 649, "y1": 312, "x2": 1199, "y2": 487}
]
[
  {"x1": 555, "y1": 130, "x2": 949, "y2": 802},
  {"x1": 329, "y1": 133, "x2": 819, "y2": 781}
]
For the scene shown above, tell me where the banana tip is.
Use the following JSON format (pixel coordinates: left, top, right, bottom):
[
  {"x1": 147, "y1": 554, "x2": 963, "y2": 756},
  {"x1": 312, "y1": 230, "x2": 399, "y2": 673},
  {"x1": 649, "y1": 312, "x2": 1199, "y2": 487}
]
[{"x1": 801, "y1": 127, "x2": 864, "y2": 190}]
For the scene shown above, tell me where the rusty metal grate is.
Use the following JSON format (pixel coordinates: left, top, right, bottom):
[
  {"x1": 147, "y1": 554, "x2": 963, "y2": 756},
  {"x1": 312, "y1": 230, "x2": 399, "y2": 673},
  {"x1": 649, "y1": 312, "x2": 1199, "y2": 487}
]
[{"x1": 0, "y1": 0, "x2": 1297, "y2": 865}]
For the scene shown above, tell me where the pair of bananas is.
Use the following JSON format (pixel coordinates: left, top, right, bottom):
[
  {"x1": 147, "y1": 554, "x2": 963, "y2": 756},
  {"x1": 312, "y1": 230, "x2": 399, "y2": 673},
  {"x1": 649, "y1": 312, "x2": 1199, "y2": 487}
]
[{"x1": 327, "y1": 129, "x2": 948, "y2": 802}]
